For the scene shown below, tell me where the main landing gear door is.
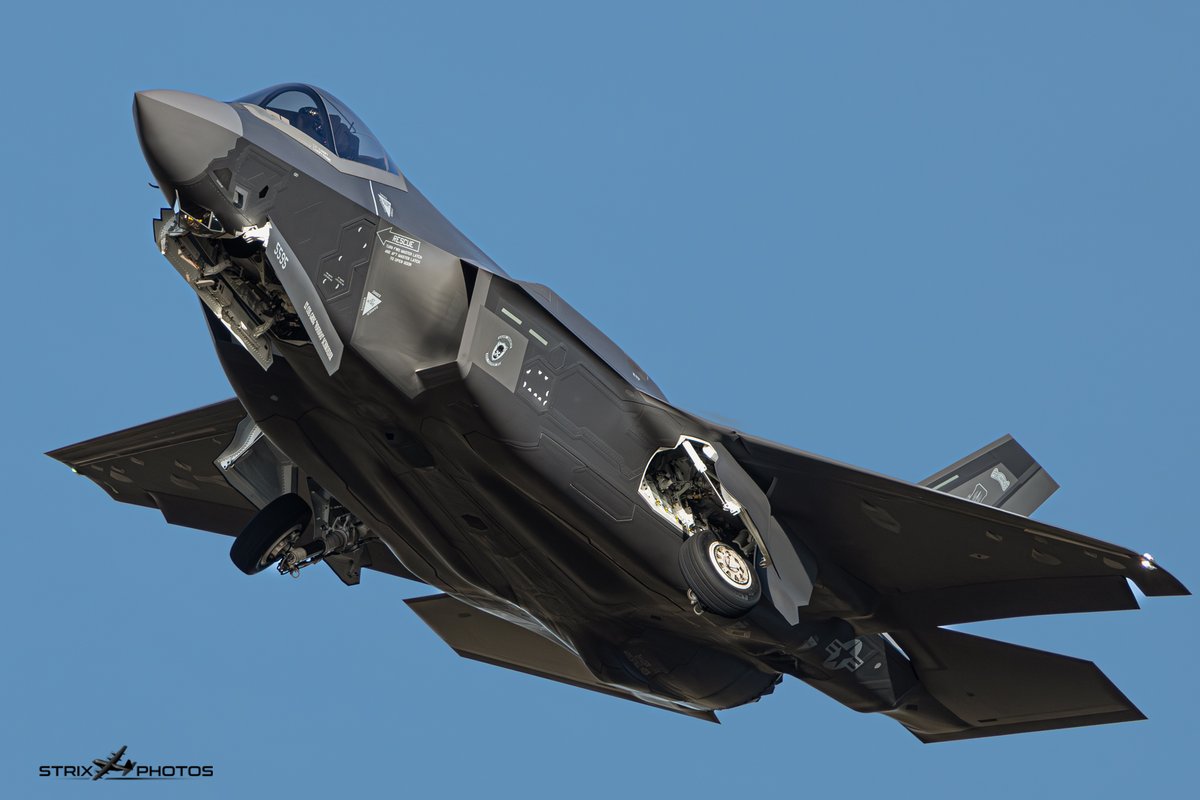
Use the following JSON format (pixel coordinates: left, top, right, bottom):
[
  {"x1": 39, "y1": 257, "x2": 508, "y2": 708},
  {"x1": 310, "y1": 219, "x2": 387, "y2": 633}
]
[
  {"x1": 215, "y1": 416, "x2": 298, "y2": 509},
  {"x1": 710, "y1": 443, "x2": 817, "y2": 626}
]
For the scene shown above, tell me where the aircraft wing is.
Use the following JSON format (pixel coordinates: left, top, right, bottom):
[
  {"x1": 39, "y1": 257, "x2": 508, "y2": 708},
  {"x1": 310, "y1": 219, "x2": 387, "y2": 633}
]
[
  {"x1": 48, "y1": 399, "x2": 257, "y2": 535},
  {"x1": 47, "y1": 400, "x2": 420, "y2": 583},
  {"x1": 718, "y1": 431, "x2": 1189, "y2": 629}
]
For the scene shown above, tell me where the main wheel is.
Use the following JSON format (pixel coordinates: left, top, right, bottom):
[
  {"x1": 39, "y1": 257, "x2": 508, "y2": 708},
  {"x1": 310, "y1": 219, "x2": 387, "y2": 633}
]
[
  {"x1": 678, "y1": 529, "x2": 761, "y2": 617},
  {"x1": 230, "y1": 494, "x2": 312, "y2": 575}
]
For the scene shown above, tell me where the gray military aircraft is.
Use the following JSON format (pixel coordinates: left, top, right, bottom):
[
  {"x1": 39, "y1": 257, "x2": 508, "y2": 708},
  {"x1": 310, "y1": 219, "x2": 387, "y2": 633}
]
[{"x1": 50, "y1": 84, "x2": 1188, "y2": 740}]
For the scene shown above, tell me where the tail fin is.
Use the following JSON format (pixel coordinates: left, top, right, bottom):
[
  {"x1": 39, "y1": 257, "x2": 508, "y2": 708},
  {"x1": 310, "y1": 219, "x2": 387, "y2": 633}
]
[
  {"x1": 920, "y1": 434, "x2": 1058, "y2": 516},
  {"x1": 889, "y1": 627, "x2": 1143, "y2": 742}
]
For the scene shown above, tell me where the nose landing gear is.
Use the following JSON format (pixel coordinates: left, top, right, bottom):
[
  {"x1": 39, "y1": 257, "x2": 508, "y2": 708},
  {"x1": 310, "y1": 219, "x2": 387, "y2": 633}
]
[
  {"x1": 680, "y1": 529, "x2": 762, "y2": 618},
  {"x1": 640, "y1": 436, "x2": 764, "y2": 618}
]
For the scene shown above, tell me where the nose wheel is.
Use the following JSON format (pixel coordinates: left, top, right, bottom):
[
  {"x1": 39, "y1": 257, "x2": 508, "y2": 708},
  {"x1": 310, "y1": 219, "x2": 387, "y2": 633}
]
[
  {"x1": 679, "y1": 529, "x2": 761, "y2": 617},
  {"x1": 230, "y1": 493, "x2": 312, "y2": 575}
]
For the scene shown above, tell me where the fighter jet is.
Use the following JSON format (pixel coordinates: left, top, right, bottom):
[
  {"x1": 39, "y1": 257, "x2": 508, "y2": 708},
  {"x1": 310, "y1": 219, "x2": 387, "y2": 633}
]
[
  {"x1": 50, "y1": 84, "x2": 1188, "y2": 741},
  {"x1": 92, "y1": 746, "x2": 135, "y2": 780}
]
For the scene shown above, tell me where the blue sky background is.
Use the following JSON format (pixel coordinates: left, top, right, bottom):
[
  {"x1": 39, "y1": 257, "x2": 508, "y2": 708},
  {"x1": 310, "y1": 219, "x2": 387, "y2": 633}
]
[{"x1": 2, "y1": 2, "x2": 1196, "y2": 796}]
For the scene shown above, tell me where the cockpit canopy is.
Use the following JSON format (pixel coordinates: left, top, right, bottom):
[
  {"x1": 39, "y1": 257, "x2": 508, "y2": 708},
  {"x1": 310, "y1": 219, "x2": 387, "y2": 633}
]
[{"x1": 236, "y1": 83, "x2": 399, "y2": 176}]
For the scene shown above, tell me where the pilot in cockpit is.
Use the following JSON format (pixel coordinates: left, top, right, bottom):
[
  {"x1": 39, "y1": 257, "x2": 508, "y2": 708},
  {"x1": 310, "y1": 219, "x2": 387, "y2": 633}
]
[
  {"x1": 295, "y1": 106, "x2": 329, "y2": 149},
  {"x1": 239, "y1": 84, "x2": 398, "y2": 176},
  {"x1": 329, "y1": 114, "x2": 360, "y2": 161}
]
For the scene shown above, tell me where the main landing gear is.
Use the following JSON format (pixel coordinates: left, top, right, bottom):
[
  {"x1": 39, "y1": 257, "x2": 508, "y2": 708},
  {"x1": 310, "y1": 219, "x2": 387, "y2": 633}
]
[
  {"x1": 230, "y1": 492, "x2": 364, "y2": 577},
  {"x1": 230, "y1": 494, "x2": 312, "y2": 575}
]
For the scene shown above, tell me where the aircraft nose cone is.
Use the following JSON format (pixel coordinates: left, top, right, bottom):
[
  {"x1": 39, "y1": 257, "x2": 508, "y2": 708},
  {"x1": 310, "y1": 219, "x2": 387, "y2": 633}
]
[{"x1": 133, "y1": 90, "x2": 243, "y2": 190}]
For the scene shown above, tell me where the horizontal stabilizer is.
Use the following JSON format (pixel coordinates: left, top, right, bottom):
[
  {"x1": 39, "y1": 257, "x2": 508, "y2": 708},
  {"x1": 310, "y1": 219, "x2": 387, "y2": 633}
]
[
  {"x1": 892, "y1": 627, "x2": 1143, "y2": 742},
  {"x1": 406, "y1": 594, "x2": 717, "y2": 721},
  {"x1": 921, "y1": 434, "x2": 1058, "y2": 516}
]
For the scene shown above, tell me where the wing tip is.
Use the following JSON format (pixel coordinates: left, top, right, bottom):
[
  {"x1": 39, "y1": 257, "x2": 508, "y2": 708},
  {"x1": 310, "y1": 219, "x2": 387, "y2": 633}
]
[
  {"x1": 1132, "y1": 564, "x2": 1191, "y2": 597},
  {"x1": 45, "y1": 445, "x2": 79, "y2": 467}
]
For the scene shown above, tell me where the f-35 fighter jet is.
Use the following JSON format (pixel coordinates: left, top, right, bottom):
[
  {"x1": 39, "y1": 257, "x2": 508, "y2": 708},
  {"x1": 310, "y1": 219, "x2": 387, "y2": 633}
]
[{"x1": 50, "y1": 85, "x2": 1188, "y2": 740}]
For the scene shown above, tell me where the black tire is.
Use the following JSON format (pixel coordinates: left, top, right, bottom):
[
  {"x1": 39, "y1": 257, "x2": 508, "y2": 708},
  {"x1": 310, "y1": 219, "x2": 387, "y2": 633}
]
[
  {"x1": 230, "y1": 494, "x2": 312, "y2": 575},
  {"x1": 678, "y1": 529, "x2": 761, "y2": 617}
]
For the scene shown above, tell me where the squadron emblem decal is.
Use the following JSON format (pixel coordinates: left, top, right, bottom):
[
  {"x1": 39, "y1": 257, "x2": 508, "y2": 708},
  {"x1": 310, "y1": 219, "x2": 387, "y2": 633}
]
[
  {"x1": 486, "y1": 335, "x2": 513, "y2": 366},
  {"x1": 990, "y1": 467, "x2": 1011, "y2": 491}
]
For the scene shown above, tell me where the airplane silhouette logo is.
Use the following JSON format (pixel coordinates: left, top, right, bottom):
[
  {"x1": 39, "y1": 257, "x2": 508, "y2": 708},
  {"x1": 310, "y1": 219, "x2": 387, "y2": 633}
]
[{"x1": 92, "y1": 745, "x2": 135, "y2": 780}]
